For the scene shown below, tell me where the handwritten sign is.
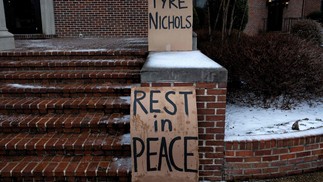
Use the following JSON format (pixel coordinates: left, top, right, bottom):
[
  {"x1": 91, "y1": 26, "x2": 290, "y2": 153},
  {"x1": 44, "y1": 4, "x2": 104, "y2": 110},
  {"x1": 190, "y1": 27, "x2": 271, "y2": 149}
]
[
  {"x1": 131, "y1": 87, "x2": 198, "y2": 182},
  {"x1": 148, "y1": 0, "x2": 193, "y2": 51}
]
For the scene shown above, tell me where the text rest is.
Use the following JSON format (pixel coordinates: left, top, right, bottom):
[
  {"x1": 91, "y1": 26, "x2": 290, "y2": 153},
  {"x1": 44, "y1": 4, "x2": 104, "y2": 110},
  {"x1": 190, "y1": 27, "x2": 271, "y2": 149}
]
[{"x1": 133, "y1": 90, "x2": 193, "y2": 115}]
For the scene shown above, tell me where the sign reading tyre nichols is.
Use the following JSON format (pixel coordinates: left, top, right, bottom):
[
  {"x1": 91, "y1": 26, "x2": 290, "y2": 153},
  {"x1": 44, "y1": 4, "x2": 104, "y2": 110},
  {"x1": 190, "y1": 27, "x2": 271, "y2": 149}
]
[
  {"x1": 148, "y1": 0, "x2": 193, "y2": 51},
  {"x1": 131, "y1": 87, "x2": 199, "y2": 182}
]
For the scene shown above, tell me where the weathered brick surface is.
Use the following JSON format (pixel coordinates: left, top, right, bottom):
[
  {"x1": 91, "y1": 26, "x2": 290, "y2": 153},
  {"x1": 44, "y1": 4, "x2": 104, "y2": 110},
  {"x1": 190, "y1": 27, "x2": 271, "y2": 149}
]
[
  {"x1": 0, "y1": 70, "x2": 140, "y2": 84},
  {"x1": 0, "y1": 48, "x2": 146, "y2": 180},
  {"x1": 0, "y1": 132, "x2": 130, "y2": 156},
  {"x1": 53, "y1": 0, "x2": 148, "y2": 38},
  {"x1": 0, "y1": 49, "x2": 147, "y2": 58},
  {"x1": 0, "y1": 113, "x2": 129, "y2": 134},
  {"x1": 225, "y1": 135, "x2": 323, "y2": 181},
  {"x1": 0, "y1": 83, "x2": 132, "y2": 98},
  {"x1": 0, "y1": 156, "x2": 131, "y2": 181},
  {"x1": 0, "y1": 58, "x2": 145, "y2": 71},
  {"x1": 0, "y1": 97, "x2": 130, "y2": 114}
]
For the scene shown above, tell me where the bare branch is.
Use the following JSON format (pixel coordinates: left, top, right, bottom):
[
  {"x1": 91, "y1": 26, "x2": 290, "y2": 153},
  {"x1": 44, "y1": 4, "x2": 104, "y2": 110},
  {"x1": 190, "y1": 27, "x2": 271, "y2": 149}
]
[{"x1": 228, "y1": 0, "x2": 237, "y2": 36}]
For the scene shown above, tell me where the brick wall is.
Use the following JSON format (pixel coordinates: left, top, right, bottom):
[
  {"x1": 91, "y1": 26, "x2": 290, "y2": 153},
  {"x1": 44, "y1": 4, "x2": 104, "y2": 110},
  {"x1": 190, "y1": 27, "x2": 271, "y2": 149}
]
[
  {"x1": 244, "y1": 0, "x2": 267, "y2": 35},
  {"x1": 244, "y1": 0, "x2": 321, "y2": 35},
  {"x1": 139, "y1": 54, "x2": 322, "y2": 181},
  {"x1": 53, "y1": 0, "x2": 148, "y2": 38},
  {"x1": 140, "y1": 82, "x2": 227, "y2": 181},
  {"x1": 304, "y1": 0, "x2": 322, "y2": 16},
  {"x1": 283, "y1": 0, "x2": 303, "y2": 18},
  {"x1": 224, "y1": 135, "x2": 323, "y2": 181}
]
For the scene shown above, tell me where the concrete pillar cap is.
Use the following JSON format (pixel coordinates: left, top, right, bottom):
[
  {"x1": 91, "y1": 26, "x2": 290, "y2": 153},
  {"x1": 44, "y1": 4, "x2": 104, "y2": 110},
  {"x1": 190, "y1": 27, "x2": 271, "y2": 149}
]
[{"x1": 141, "y1": 51, "x2": 228, "y2": 83}]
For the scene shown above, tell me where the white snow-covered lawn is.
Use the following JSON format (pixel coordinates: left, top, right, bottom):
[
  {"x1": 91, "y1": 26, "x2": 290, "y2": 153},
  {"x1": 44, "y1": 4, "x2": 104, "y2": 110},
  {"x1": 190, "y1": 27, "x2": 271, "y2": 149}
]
[{"x1": 225, "y1": 101, "x2": 323, "y2": 141}]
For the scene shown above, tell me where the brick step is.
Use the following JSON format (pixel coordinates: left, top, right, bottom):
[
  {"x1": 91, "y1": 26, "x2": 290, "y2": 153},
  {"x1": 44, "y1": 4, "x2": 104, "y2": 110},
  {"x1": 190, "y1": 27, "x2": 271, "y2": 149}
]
[
  {"x1": 0, "y1": 58, "x2": 145, "y2": 71},
  {"x1": 0, "y1": 83, "x2": 132, "y2": 98},
  {"x1": 0, "y1": 132, "x2": 130, "y2": 156},
  {"x1": 0, "y1": 70, "x2": 140, "y2": 84},
  {"x1": 0, "y1": 156, "x2": 131, "y2": 181},
  {"x1": 0, "y1": 97, "x2": 130, "y2": 114},
  {"x1": 0, "y1": 49, "x2": 146, "y2": 58},
  {"x1": 0, "y1": 113, "x2": 130, "y2": 134}
]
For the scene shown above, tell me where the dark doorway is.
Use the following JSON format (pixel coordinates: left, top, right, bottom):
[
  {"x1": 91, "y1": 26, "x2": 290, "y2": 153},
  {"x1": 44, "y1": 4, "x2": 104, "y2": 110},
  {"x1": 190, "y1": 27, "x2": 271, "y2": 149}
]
[
  {"x1": 267, "y1": 0, "x2": 285, "y2": 31},
  {"x1": 4, "y1": 0, "x2": 42, "y2": 34}
]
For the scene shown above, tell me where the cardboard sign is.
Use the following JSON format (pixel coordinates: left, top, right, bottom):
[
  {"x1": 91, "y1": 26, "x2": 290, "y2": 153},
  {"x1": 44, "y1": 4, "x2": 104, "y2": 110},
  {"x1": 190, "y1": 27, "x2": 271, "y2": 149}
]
[
  {"x1": 148, "y1": 0, "x2": 193, "y2": 51},
  {"x1": 131, "y1": 87, "x2": 198, "y2": 182}
]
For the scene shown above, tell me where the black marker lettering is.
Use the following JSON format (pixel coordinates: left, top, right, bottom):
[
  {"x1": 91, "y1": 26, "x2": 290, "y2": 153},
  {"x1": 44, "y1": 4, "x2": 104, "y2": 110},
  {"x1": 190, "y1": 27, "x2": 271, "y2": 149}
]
[
  {"x1": 178, "y1": 0, "x2": 188, "y2": 9},
  {"x1": 161, "y1": 119, "x2": 173, "y2": 132},
  {"x1": 133, "y1": 137, "x2": 145, "y2": 172},
  {"x1": 168, "y1": 16, "x2": 174, "y2": 29},
  {"x1": 159, "y1": 14, "x2": 162, "y2": 29},
  {"x1": 162, "y1": 16, "x2": 168, "y2": 29},
  {"x1": 153, "y1": 0, "x2": 157, "y2": 8},
  {"x1": 169, "y1": 136, "x2": 183, "y2": 171},
  {"x1": 169, "y1": 0, "x2": 178, "y2": 8},
  {"x1": 175, "y1": 16, "x2": 181, "y2": 28},
  {"x1": 164, "y1": 91, "x2": 177, "y2": 115},
  {"x1": 179, "y1": 91, "x2": 193, "y2": 116},
  {"x1": 150, "y1": 90, "x2": 161, "y2": 113},
  {"x1": 133, "y1": 90, "x2": 148, "y2": 115},
  {"x1": 154, "y1": 121, "x2": 158, "y2": 132},
  {"x1": 184, "y1": 136, "x2": 198, "y2": 173},
  {"x1": 186, "y1": 15, "x2": 192, "y2": 28},
  {"x1": 149, "y1": 12, "x2": 158, "y2": 30},
  {"x1": 147, "y1": 137, "x2": 158, "y2": 171},
  {"x1": 162, "y1": 0, "x2": 167, "y2": 8},
  {"x1": 158, "y1": 137, "x2": 173, "y2": 171}
]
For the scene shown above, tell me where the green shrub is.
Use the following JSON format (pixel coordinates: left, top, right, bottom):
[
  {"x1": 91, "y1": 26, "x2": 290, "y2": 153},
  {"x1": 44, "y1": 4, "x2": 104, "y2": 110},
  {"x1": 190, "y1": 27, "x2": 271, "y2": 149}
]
[
  {"x1": 198, "y1": 32, "x2": 323, "y2": 108},
  {"x1": 291, "y1": 19, "x2": 322, "y2": 43}
]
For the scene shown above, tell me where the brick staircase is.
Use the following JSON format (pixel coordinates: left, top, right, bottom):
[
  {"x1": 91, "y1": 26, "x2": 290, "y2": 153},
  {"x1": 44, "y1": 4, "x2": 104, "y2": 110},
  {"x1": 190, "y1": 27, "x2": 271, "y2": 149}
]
[{"x1": 0, "y1": 50, "x2": 146, "y2": 181}]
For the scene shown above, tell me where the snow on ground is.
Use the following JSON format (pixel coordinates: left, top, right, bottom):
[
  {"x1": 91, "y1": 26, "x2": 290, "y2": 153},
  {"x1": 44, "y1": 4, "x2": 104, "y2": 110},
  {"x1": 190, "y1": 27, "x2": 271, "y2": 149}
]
[
  {"x1": 22, "y1": 40, "x2": 59, "y2": 49},
  {"x1": 225, "y1": 101, "x2": 323, "y2": 141},
  {"x1": 13, "y1": 38, "x2": 148, "y2": 52}
]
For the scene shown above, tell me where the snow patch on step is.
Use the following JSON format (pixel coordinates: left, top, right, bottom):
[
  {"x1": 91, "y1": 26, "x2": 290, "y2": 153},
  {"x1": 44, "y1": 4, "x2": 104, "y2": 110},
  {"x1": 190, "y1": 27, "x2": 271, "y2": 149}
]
[
  {"x1": 120, "y1": 96, "x2": 131, "y2": 104},
  {"x1": 44, "y1": 49, "x2": 108, "y2": 52},
  {"x1": 7, "y1": 84, "x2": 56, "y2": 89},
  {"x1": 120, "y1": 134, "x2": 130, "y2": 145}
]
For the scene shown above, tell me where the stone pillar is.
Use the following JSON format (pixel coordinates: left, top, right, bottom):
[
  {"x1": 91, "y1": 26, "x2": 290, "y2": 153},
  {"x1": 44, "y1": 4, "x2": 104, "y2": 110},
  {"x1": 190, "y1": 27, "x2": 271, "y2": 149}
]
[
  {"x1": 141, "y1": 51, "x2": 228, "y2": 181},
  {"x1": 40, "y1": 0, "x2": 56, "y2": 35},
  {"x1": 0, "y1": 0, "x2": 15, "y2": 51}
]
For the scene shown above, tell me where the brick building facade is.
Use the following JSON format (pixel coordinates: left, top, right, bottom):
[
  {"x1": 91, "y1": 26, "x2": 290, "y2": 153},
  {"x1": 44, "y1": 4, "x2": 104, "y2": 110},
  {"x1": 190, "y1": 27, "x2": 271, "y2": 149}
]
[
  {"x1": 54, "y1": 0, "x2": 147, "y2": 38},
  {"x1": 3, "y1": 0, "x2": 148, "y2": 38},
  {"x1": 245, "y1": 0, "x2": 322, "y2": 35},
  {"x1": 2, "y1": 0, "x2": 322, "y2": 38}
]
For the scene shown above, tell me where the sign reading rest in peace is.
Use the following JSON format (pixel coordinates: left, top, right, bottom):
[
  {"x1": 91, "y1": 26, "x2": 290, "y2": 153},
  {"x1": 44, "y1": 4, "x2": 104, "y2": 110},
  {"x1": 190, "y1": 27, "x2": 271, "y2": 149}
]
[
  {"x1": 148, "y1": 0, "x2": 193, "y2": 51},
  {"x1": 130, "y1": 87, "x2": 199, "y2": 182}
]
